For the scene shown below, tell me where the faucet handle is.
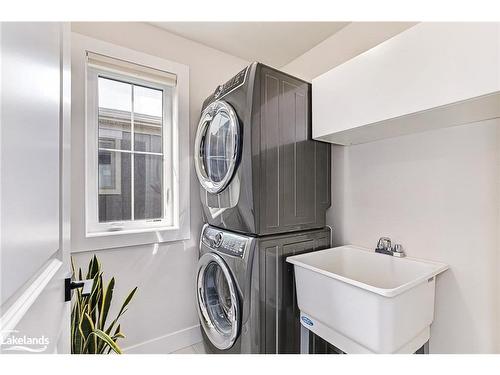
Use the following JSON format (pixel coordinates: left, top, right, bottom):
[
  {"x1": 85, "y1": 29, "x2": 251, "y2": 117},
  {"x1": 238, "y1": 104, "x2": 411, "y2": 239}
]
[
  {"x1": 376, "y1": 237, "x2": 392, "y2": 251},
  {"x1": 393, "y1": 243, "x2": 405, "y2": 257}
]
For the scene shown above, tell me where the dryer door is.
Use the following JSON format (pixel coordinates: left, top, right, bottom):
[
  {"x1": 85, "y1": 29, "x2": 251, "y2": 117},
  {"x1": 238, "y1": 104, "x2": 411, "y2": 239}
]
[
  {"x1": 194, "y1": 100, "x2": 240, "y2": 194},
  {"x1": 196, "y1": 252, "x2": 240, "y2": 350}
]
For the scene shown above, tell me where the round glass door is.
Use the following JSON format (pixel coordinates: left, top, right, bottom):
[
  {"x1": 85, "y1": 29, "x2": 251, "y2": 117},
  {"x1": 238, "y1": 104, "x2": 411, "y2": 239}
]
[
  {"x1": 196, "y1": 253, "x2": 240, "y2": 350},
  {"x1": 194, "y1": 101, "x2": 240, "y2": 194}
]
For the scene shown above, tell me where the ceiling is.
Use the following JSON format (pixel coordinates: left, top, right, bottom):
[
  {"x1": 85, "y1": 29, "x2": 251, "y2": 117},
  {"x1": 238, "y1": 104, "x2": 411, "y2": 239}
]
[{"x1": 151, "y1": 22, "x2": 349, "y2": 67}]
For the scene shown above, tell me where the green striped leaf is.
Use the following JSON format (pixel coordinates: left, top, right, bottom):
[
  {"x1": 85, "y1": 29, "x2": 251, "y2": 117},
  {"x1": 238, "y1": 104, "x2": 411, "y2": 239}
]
[
  {"x1": 90, "y1": 329, "x2": 123, "y2": 354},
  {"x1": 99, "y1": 277, "x2": 115, "y2": 330}
]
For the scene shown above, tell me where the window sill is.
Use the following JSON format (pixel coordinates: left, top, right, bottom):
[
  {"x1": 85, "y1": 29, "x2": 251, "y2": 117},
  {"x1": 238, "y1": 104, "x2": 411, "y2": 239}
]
[
  {"x1": 86, "y1": 225, "x2": 180, "y2": 238},
  {"x1": 72, "y1": 221, "x2": 190, "y2": 253}
]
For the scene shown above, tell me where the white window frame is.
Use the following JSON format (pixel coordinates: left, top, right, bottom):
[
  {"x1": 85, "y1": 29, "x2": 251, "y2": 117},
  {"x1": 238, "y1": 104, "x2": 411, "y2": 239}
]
[
  {"x1": 71, "y1": 33, "x2": 190, "y2": 251},
  {"x1": 87, "y1": 68, "x2": 174, "y2": 234}
]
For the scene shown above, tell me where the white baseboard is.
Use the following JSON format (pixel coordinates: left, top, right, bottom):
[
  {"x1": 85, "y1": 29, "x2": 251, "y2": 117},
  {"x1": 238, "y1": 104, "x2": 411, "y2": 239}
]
[{"x1": 123, "y1": 324, "x2": 202, "y2": 354}]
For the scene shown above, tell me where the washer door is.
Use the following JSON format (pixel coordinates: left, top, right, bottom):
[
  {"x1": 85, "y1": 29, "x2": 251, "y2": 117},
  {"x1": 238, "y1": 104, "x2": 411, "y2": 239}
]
[
  {"x1": 196, "y1": 253, "x2": 240, "y2": 350},
  {"x1": 194, "y1": 100, "x2": 240, "y2": 194}
]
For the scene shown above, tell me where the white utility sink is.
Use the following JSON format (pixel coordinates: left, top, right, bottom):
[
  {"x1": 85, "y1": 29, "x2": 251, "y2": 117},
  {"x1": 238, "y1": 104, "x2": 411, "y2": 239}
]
[{"x1": 287, "y1": 245, "x2": 448, "y2": 354}]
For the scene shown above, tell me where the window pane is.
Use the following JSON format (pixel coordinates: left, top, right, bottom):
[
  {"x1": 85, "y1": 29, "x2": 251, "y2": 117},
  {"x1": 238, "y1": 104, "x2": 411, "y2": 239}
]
[
  {"x1": 203, "y1": 111, "x2": 234, "y2": 183},
  {"x1": 98, "y1": 77, "x2": 132, "y2": 151},
  {"x1": 98, "y1": 150, "x2": 131, "y2": 222},
  {"x1": 133, "y1": 85, "x2": 163, "y2": 153},
  {"x1": 134, "y1": 154, "x2": 163, "y2": 220}
]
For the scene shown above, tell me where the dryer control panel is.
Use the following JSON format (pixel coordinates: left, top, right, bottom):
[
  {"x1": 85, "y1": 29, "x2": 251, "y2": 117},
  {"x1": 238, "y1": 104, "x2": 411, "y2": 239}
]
[
  {"x1": 201, "y1": 226, "x2": 250, "y2": 258},
  {"x1": 202, "y1": 66, "x2": 248, "y2": 109},
  {"x1": 220, "y1": 67, "x2": 247, "y2": 95}
]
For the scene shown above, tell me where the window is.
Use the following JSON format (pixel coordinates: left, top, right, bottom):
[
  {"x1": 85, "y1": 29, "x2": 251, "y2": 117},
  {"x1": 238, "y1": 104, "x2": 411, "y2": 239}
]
[{"x1": 85, "y1": 51, "x2": 183, "y2": 236}]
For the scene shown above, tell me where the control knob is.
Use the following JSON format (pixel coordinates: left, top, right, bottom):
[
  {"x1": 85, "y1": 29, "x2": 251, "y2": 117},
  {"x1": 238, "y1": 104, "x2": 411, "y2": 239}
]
[
  {"x1": 214, "y1": 85, "x2": 223, "y2": 99},
  {"x1": 213, "y1": 232, "x2": 223, "y2": 248}
]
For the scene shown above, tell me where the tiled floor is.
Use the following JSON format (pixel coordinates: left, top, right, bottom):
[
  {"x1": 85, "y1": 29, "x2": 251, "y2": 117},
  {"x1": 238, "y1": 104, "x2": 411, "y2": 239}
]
[{"x1": 171, "y1": 341, "x2": 207, "y2": 354}]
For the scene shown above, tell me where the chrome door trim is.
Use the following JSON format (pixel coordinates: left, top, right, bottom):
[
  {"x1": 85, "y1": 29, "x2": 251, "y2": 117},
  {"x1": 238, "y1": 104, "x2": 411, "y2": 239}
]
[
  {"x1": 194, "y1": 100, "x2": 240, "y2": 194},
  {"x1": 196, "y1": 252, "x2": 240, "y2": 350}
]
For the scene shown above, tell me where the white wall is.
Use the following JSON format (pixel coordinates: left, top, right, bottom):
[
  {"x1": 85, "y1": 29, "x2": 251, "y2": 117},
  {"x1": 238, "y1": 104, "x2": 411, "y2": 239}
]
[
  {"x1": 280, "y1": 22, "x2": 416, "y2": 82},
  {"x1": 330, "y1": 120, "x2": 500, "y2": 353},
  {"x1": 70, "y1": 22, "x2": 248, "y2": 353}
]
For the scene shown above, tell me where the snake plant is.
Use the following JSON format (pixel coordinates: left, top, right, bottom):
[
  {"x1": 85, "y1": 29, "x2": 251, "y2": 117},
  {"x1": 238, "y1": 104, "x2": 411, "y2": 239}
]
[{"x1": 71, "y1": 255, "x2": 137, "y2": 354}]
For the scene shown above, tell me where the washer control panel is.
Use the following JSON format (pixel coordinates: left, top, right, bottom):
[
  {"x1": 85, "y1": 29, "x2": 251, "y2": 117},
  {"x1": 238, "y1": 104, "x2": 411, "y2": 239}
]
[{"x1": 202, "y1": 226, "x2": 249, "y2": 258}]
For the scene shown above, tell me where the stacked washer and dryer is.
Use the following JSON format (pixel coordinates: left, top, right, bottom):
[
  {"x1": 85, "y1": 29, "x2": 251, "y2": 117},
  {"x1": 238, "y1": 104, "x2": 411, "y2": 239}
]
[{"x1": 194, "y1": 62, "x2": 331, "y2": 354}]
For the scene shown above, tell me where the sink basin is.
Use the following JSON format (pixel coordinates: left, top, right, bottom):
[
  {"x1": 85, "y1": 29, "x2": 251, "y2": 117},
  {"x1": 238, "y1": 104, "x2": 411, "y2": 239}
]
[{"x1": 287, "y1": 245, "x2": 448, "y2": 354}]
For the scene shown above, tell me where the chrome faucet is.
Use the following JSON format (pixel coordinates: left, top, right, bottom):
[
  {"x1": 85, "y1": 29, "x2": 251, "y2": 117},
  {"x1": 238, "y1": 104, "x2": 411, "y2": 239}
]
[{"x1": 375, "y1": 237, "x2": 406, "y2": 257}]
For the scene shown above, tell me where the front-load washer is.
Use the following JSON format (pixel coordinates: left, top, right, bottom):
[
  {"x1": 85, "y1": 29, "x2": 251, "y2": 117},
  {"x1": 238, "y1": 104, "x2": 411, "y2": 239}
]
[
  {"x1": 194, "y1": 62, "x2": 331, "y2": 236},
  {"x1": 196, "y1": 224, "x2": 332, "y2": 354},
  {"x1": 196, "y1": 225, "x2": 254, "y2": 353}
]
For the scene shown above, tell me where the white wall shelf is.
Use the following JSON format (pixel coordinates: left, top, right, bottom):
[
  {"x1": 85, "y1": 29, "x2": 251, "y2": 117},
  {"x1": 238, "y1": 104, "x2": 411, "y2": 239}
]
[{"x1": 312, "y1": 22, "x2": 500, "y2": 145}]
